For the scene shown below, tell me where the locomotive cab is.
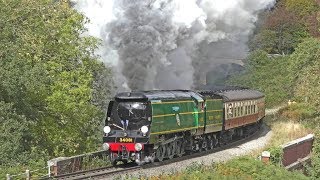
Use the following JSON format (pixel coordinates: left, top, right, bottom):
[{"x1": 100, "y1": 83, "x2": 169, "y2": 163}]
[
  {"x1": 102, "y1": 92, "x2": 152, "y2": 165},
  {"x1": 102, "y1": 88, "x2": 265, "y2": 166}
]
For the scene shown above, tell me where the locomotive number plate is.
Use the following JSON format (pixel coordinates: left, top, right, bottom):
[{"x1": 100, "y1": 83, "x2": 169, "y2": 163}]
[{"x1": 119, "y1": 137, "x2": 133, "y2": 143}]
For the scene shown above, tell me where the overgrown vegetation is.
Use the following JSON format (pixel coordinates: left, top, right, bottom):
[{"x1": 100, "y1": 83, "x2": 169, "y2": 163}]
[
  {"x1": 134, "y1": 157, "x2": 308, "y2": 180},
  {"x1": 263, "y1": 115, "x2": 311, "y2": 167},
  {"x1": 249, "y1": 0, "x2": 319, "y2": 54},
  {"x1": 1, "y1": 0, "x2": 319, "y2": 179},
  {"x1": 266, "y1": 118, "x2": 310, "y2": 147},
  {"x1": 230, "y1": 0, "x2": 320, "y2": 109},
  {"x1": 229, "y1": 38, "x2": 320, "y2": 108},
  {"x1": 140, "y1": 111, "x2": 312, "y2": 180},
  {"x1": 0, "y1": 0, "x2": 113, "y2": 177},
  {"x1": 228, "y1": 0, "x2": 320, "y2": 178},
  {"x1": 299, "y1": 117, "x2": 320, "y2": 179}
]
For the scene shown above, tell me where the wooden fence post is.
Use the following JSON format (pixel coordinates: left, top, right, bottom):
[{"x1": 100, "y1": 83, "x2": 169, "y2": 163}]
[
  {"x1": 26, "y1": 169, "x2": 30, "y2": 180},
  {"x1": 261, "y1": 151, "x2": 270, "y2": 164}
]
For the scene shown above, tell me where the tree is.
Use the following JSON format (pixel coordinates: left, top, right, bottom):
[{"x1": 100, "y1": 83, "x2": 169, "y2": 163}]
[
  {"x1": 288, "y1": 38, "x2": 320, "y2": 111},
  {"x1": 249, "y1": 30, "x2": 277, "y2": 54},
  {"x1": 228, "y1": 50, "x2": 292, "y2": 107},
  {"x1": 264, "y1": 5, "x2": 309, "y2": 54},
  {"x1": 249, "y1": 0, "x2": 313, "y2": 54},
  {"x1": 0, "y1": 0, "x2": 113, "y2": 157},
  {"x1": 286, "y1": 0, "x2": 318, "y2": 17},
  {"x1": 0, "y1": 101, "x2": 28, "y2": 166}
]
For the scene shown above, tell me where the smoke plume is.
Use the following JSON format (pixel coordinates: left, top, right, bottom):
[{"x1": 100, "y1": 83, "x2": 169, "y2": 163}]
[{"x1": 73, "y1": 0, "x2": 275, "y2": 90}]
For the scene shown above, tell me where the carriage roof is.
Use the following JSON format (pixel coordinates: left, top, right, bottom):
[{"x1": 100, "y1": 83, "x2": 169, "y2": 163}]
[
  {"x1": 115, "y1": 90, "x2": 197, "y2": 101},
  {"x1": 115, "y1": 88, "x2": 264, "y2": 102},
  {"x1": 215, "y1": 89, "x2": 264, "y2": 102}
]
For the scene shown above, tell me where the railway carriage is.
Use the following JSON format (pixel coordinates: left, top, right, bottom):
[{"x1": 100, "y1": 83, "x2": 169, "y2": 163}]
[{"x1": 102, "y1": 87, "x2": 265, "y2": 165}]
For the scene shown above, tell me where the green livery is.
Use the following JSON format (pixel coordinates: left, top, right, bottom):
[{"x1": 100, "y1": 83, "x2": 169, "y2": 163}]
[
  {"x1": 149, "y1": 96, "x2": 223, "y2": 143},
  {"x1": 103, "y1": 88, "x2": 265, "y2": 165},
  {"x1": 151, "y1": 100, "x2": 198, "y2": 134},
  {"x1": 204, "y1": 99, "x2": 224, "y2": 133}
]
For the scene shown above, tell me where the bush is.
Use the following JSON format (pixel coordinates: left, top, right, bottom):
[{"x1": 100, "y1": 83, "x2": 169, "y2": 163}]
[
  {"x1": 278, "y1": 103, "x2": 317, "y2": 121},
  {"x1": 267, "y1": 146, "x2": 284, "y2": 166},
  {"x1": 304, "y1": 117, "x2": 320, "y2": 179},
  {"x1": 152, "y1": 157, "x2": 308, "y2": 180},
  {"x1": 0, "y1": 101, "x2": 28, "y2": 166}
]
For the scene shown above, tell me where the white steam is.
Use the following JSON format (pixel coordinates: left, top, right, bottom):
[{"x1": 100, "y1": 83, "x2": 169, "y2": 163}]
[{"x1": 72, "y1": 0, "x2": 275, "y2": 90}]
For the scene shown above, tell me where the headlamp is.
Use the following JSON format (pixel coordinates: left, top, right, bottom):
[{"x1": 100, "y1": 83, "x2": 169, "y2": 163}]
[
  {"x1": 135, "y1": 143, "x2": 143, "y2": 151},
  {"x1": 102, "y1": 143, "x2": 110, "y2": 150},
  {"x1": 103, "y1": 126, "x2": 111, "y2": 134},
  {"x1": 141, "y1": 126, "x2": 148, "y2": 134}
]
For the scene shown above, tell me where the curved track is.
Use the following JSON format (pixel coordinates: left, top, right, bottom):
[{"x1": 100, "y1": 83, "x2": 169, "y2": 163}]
[
  {"x1": 53, "y1": 123, "x2": 268, "y2": 179},
  {"x1": 53, "y1": 164, "x2": 138, "y2": 180}
]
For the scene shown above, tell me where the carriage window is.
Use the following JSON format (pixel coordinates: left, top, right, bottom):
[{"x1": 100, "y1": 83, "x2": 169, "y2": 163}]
[
  {"x1": 255, "y1": 101, "x2": 257, "y2": 111},
  {"x1": 230, "y1": 108, "x2": 234, "y2": 118},
  {"x1": 196, "y1": 101, "x2": 205, "y2": 111},
  {"x1": 241, "y1": 106, "x2": 243, "y2": 116},
  {"x1": 227, "y1": 103, "x2": 232, "y2": 118}
]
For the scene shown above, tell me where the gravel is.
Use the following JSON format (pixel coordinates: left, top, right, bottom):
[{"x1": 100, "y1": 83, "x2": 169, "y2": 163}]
[
  {"x1": 111, "y1": 124, "x2": 273, "y2": 179},
  {"x1": 107, "y1": 108, "x2": 280, "y2": 179}
]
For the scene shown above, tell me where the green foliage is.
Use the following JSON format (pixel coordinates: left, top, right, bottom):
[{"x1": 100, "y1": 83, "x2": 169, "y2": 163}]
[
  {"x1": 267, "y1": 146, "x2": 284, "y2": 166},
  {"x1": 228, "y1": 50, "x2": 291, "y2": 107},
  {"x1": 249, "y1": 30, "x2": 277, "y2": 54},
  {"x1": 0, "y1": 157, "x2": 48, "y2": 179},
  {"x1": 230, "y1": 37, "x2": 320, "y2": 110},
  {"x1": 0, "y1": 0, "x2": 113, "y2": 170},
  {"x1": 308, "y1": 123, "x2": 320, "y2": 179},
  {"x1": 298, "y1": 117, "x2": 320, "y2": 179},
  {"x1": 267, "y1": 23, "x2": 309, "y2": 55},
  {"x1": 245, "y1": 50, "x2": 270, "y2": 69},
  {"x1": 288, "y1": 38, "x2": 320, "y2": 111},
  {"x1": 156, "y1": 157, "x2": 308, "y2": 180},
  {"x1": 249, "y1": 0, "x2": 316, "y2": 54},
  {"x1": 217, "y1": 157, "x2": 307, "y2": 179},
  {"x1": 279, "y1": 103, "x2": 317, "y2": 121},
  {"x1": 81, "y1": 155, "x2": 111, "y2": 170},
  {"x1": 229, "y1": 1, "x2": 320, "y2": 178},
  {"x1": 0, "y1": 101, "x2": 50, "y2": 178},
  {"x1": 0, "y1": 101, "x2": 28, "y2": 166},
  {"x1": 286, "y1": 0, "x2": 319, "y2": 17}
]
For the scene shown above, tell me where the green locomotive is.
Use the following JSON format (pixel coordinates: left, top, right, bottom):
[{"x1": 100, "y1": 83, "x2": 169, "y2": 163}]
[{"x1": 102, "y1": 87, "x2": 265, "y2": 165}]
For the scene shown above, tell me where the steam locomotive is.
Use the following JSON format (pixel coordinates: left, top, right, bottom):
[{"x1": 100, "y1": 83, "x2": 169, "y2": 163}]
[{"x1": 102, "y1": 87, "x2": 265, "y2": 165}]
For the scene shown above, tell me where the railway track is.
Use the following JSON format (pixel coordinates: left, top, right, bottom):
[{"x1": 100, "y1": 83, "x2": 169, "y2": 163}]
[
  {"x1": 53, "y1": 123, "x2": 268, "y2": 180},
  {"x1": 53, "y1": 163, "x2": 139, "y2": 180}
]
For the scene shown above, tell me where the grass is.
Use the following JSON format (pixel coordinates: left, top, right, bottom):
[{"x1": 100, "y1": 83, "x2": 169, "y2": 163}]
[
  {"x1": 129, "y1": 157, "x2": 308, "y2": 180},
  {"x1": 143, "y1": 106, "x2": 314, "y2": 180},
  {"x1": 267, "y1": 120, "x2": 311, "y2": 147},
  {"x1": 249, "y1": 110, "x2": 312, "y2": 157}
]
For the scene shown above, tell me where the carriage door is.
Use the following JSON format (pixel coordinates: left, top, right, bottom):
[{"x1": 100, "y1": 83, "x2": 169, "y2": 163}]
[{"x1": 189, "y1": 93, "x2": 205, "y2": 128}]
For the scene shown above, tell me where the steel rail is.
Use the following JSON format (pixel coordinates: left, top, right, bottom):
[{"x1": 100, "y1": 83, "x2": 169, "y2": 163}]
[{"x1": 52, "y1": 123, "x2": 268, "y2": 179}]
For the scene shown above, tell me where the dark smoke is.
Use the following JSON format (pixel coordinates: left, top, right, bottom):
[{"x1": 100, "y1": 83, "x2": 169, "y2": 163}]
[{"x1": 73, "y1": 0, "x2": 275, "y2": 90}]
